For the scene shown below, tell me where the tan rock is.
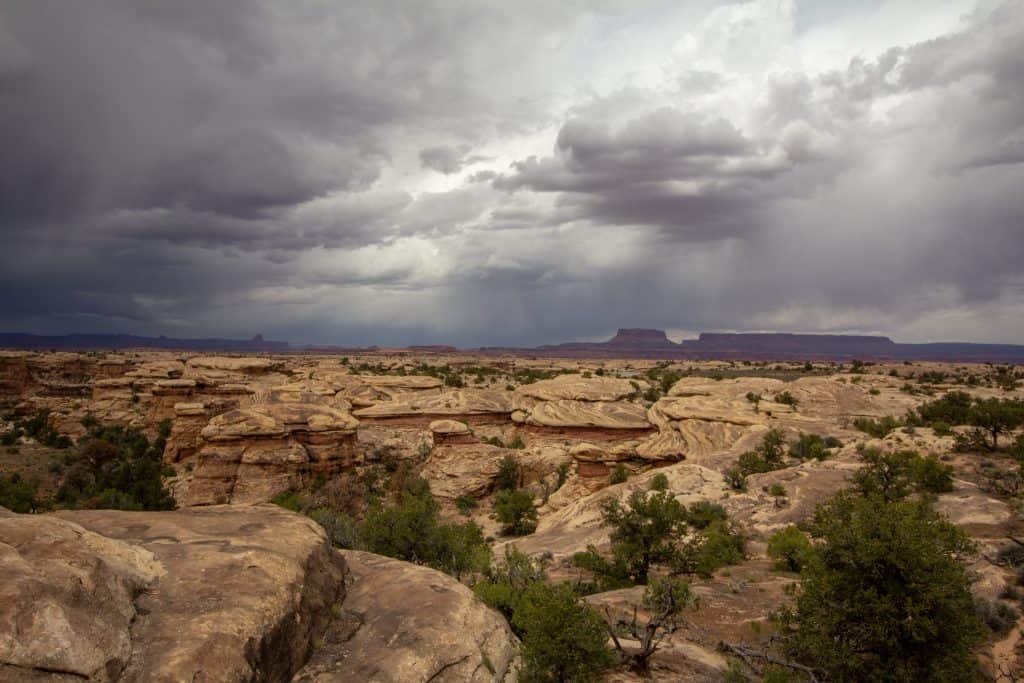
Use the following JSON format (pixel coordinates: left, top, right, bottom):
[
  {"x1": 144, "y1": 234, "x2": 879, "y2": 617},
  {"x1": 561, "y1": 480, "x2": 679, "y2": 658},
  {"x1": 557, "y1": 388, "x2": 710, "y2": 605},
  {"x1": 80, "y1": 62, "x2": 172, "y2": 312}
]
[
  {"x1": 172, "y1": 402, "x2": 206, "y2": 417},
  {"x1": 50, "y1": 506, "x2": 346, "y2": 683},
  {"x1": 429, "y1": 419, "x2": 472, "y2": 436},
  {"x1": 353, "y1": 389, "x2": 513, "y2": 422},
  {"x1": 525, "y1": 399, "x2": 651, "y2": 430},
  {"x1": 178, "y1": 403, "x2": 360, "y2": 505},
  {"x1": 420, "y1": 443, "x2": 507, "y2": 499},
  {"x1": 0, "y1": 509, "x2": 162, "y2": 682},
  {"x1": 516, "y1": 374, "x2": 646, "y2": 402},
  {"x1": 185, "y1": 356, "x2": 283, "y2": 374},
  {"x1": 294, "y1": 551, "x2": 518, "y2": 682}
]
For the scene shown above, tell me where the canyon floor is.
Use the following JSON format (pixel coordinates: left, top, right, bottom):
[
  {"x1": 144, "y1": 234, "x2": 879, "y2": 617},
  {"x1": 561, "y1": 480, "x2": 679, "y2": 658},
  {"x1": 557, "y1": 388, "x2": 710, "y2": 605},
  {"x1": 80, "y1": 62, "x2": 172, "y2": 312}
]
[{"x1": 1, "y1": 349, "x2": 1023, "y2": 681}]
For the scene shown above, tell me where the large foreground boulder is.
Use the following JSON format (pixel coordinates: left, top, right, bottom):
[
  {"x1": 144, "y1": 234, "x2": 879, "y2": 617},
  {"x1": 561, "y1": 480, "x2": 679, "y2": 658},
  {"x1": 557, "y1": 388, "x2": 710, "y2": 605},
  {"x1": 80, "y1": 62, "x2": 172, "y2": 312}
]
[
  {"x1": 294, "y1": 551, "x2": 519, "y2": 682},
  {"x1": 0, "y1": 505, "x2": 346, "y2": 683}
]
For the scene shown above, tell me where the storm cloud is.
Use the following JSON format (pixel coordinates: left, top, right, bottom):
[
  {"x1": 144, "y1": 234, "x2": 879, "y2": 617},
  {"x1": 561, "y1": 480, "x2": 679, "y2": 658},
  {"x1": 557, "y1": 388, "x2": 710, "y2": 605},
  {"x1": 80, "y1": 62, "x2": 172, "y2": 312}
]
[{"x1": 0, "y1": 0, "x2": 1022, "y2": 346}]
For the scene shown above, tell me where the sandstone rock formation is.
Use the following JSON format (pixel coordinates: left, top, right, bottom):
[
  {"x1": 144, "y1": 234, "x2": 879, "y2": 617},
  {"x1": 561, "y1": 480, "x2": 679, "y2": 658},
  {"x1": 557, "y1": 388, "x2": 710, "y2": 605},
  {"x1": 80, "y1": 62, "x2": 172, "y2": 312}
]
[
  {"x1": 294, "y1": 551, "x2": 519, "y2": 682},
  {"x1": 172, "y1": 402, "x2": 359, "y2": 506},
  {"x1": 516, "y1": 374, "x2": 646, "y2": 402},
  {"x1": 523, "y1": 398, "x2": 651, "y2": 433},
  {"x1": 185, "y1": 356, "x2": 283, "y2": 375},
  {"x1": 0, "y1": 505, "x2": 345, "y2": 683},
  {"x1": 429, "y1": 419, "x2": 475, "y2": 445},
  {"x1": 353, "y1": 389, "x2": 512, "y2": 424}
]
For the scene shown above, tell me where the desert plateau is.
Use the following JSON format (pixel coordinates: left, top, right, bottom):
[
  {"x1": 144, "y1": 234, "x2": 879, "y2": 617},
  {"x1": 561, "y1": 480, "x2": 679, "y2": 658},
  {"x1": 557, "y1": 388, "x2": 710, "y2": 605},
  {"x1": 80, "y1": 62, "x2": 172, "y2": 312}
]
[{"x1": 2, "y1": 345, "x2": 1023, "y2": 681}]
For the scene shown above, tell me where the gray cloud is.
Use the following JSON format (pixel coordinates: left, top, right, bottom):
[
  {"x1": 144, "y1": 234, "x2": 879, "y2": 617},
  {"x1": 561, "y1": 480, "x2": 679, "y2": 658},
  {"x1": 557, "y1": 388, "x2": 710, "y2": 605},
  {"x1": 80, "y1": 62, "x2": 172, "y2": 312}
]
[{"x1": 0, "y1": 0, "x2": 1022, "y2": 345}]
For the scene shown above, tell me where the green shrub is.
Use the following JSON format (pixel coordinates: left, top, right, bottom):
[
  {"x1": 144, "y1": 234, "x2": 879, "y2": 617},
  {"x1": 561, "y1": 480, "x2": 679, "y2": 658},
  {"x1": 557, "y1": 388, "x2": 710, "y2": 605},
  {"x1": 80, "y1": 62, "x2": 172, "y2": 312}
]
[
  {"x1": 609, "y1": 463, "x2": 629, "y2": 484},
  {"x1": 514, "y1": 581, "x2": 615, "y2": 681},
  {"x1": 360, "y1": 482, "x2": 490, "y2": 579},
  {"x1": 676, "y1": 520, "x2": 746, "y2": 578},
  {"x1": 578, "y1": 488, "x2": 688, "y2": 585},
  {"x1": 853, "y1": 415, "x2": 901, "y2": 438},
  {"x1": 495, "y1": 454, "x2": 519, "y2": 491},
  {"x1": 789, "y1": 433, "x2": 828, "y2": 461},
  {"x1": 272, "y1": 490, "x2": 303, "y2": 511},
  {"x1": 782, "y1": 492, "x2": 983, "y2": 682},
  {"x1": 455, "y1": 493, "x2": 478, "y2": 516},
  {"x1": 724, "y1": 466, "x2": 747, "y2": 491},
  {"x1": 55, "y1": 421, "x2": 175, "y2": 511},
  {"x1": 0, "y1": 473, "x2": 42, "y2": 513},
  {"x1": 852, "y1": 448, "x2": 953, "y2": 500},
  {"x1": 494, "y1": 488, "x2": 538, "y2": 536},
  {"x1": 767, "y1": 526, "x2": 812, "y2": 572},
  {"x1": 773, "y1": 391, "x2": 799, "y2": 407},
  {"x1": 686, "y1": 501, "x2": 728, "y2": 529},
  {"x1": 475, "y1": 548, "x2": 614, "y2": 681},
  {"x1": 916, "y1": 391, "x2": 973, "y2": 425},
  {"x1": 309, "y1": 507, "x2": 360, "y2": 549},
  {"x1": 649, "y1": 472, "x2": 670, "y2": 492}
]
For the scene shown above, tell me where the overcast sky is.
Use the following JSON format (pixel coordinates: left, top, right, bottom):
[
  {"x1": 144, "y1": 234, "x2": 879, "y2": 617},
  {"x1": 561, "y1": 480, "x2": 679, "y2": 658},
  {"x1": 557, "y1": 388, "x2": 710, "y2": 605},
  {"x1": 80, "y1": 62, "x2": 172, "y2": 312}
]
[{"x1": 1, "y1": 0, "x2": 1022, "y2": 346}]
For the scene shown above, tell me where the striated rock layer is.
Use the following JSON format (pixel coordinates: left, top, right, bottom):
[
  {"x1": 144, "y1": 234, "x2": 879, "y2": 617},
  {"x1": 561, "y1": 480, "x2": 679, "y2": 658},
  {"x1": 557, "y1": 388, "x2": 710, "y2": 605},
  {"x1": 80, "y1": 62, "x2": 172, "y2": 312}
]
[{"x1": 172, "y1": 402, "x2": 359, "y2": 506}]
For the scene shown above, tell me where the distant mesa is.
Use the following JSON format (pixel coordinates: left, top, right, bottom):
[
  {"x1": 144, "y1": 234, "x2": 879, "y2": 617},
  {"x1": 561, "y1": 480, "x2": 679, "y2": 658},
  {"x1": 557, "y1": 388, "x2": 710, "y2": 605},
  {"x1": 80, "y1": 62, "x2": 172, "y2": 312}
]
[
  {"x1": 1, "y1": 327, "x2": 1023, "y2": 362},
  {"x1": 606, "y1": 328, "x2": 678, "y2": 349}
]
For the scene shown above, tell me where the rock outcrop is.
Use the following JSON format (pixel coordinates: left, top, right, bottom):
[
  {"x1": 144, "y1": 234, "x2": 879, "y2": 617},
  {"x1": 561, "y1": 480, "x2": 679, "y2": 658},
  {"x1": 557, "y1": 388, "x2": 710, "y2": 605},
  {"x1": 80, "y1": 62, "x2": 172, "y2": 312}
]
[
  {"x1": 0, "y1": 505, "x2": 346, "y2": 683},
  {"x1": 516, "y1": 374, "x2": 646, "y2": 402},
  {"x1": 294, "y1": 551, "x2": 519, "y2": 682},
  {"x1": 173, "y1": 402, "x2": 359, "y2": 506},
  {"x1": 353, "y1": 389, "x2": 512, "y2": 424}
]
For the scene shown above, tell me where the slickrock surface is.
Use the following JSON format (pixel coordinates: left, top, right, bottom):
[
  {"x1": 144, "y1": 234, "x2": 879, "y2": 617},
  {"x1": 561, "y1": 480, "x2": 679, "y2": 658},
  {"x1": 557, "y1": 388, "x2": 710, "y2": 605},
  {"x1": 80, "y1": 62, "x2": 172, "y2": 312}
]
[
  {"x1": 524, "y1": 398, "x2": 651, "y2": 431},
  {"x1": 516, "y1": 374, "x2": 646, "y2": 402},
  {"x1": 1, "y1": 505, "x2": 346, "y2": 683},
  {"x1": 185, "y1": 356, "x2": 283, "y2": 374},
  {"x1": 0, "y1": 509, "x2": 162, "y2": 682},
  {"x1": 353, "y1": 389, "x2": 513, "y2": 422},
  {"x1": 293, "y1": 551, "x2": 519, "y2": 683}
]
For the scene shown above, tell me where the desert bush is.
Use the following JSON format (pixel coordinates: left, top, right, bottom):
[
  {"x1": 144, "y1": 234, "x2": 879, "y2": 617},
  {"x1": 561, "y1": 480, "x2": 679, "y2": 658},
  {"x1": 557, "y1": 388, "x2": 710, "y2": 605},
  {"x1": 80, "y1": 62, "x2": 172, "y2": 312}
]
[
  {"x1": 781, "y1": 491, "x2": 982, "y2": 682},
  {"x1": 767, "y1": 526, "x2": 812, "y2": 572},
  {"x1": 852, "y1": 415, "x2": 901, "y2": 438},
  {"x1": 475, "y1": 548, "x2": 614, "y2": 681},
  {"x1": 724, "y1": 466, "x2": 747, "y2": 491},
  {"x1": 55, "y1": 421, "x2": 175, "y2": 511},
  {"x1": 676, "y1": 521, "x2": 746, "y2": 578},
  {"x1": 916, "y1": 391, "x2": 973, "y2": 425},
  {"x1": 685, "y1": 501, "x2": 728, "y2": 529},
  {"x1": 0, "y1": 473, "x2": 43, "y2": 513},
  {"x1": 360, "y1": 480, "x2": 490, "y2": 578},
  {"x1": 649, "y1": 472, "x2": 669, "y2": 492},
  {"x1": 455, "y1": 493, "x2": 478, "y2": 516},
  {"x1": 773, "y1": 391, "x2": 799, "y2": 407},
  {"x1": 494, "y1": 488, "x2": 538, "y2": 536},
  {"x1": 609, "y1": 463, "x2": 630, "y2": 484},
  {"x1": 495, "y1": 454, "x2": 519, "y2": 491},
  {"x1": 309, "y1": 507, "x2": 360, "y2": 549},
  {"x1": 851, "y1": 448, "x2": 953, "y2": 501},
  {"x1": 789, "y1": 433, "x2": 828, "y2": 461}
]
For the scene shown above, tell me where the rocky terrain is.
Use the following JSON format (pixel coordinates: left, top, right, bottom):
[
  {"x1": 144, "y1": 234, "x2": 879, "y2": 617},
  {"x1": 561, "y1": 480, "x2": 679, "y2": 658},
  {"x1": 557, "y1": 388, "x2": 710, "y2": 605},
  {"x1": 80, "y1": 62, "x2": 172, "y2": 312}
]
[{"x1": 1, "y1": 349, "x2": 1023, "y2": 681}]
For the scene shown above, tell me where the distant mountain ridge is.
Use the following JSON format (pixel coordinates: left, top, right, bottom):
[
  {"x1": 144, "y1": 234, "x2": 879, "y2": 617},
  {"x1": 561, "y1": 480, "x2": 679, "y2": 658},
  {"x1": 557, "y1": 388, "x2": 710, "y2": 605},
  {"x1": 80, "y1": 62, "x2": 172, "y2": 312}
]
[
  {"x1": 0, "y1": 333, "x2": 289, "y2": 352},
  {"x1": 483, "y1": 328, "x2": 1024, "y2": 362},
  {"x1": 2, "y1": 328, "x2": 1022, "y2": 362}
]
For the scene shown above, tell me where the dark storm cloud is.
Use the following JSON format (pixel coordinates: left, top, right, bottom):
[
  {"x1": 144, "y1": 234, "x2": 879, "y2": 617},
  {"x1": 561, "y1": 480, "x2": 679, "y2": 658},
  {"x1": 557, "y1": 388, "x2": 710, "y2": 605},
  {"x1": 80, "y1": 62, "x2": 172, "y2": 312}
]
[{"x1": 0, "y1": 0, "x2": 1022, "y2": 345}]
